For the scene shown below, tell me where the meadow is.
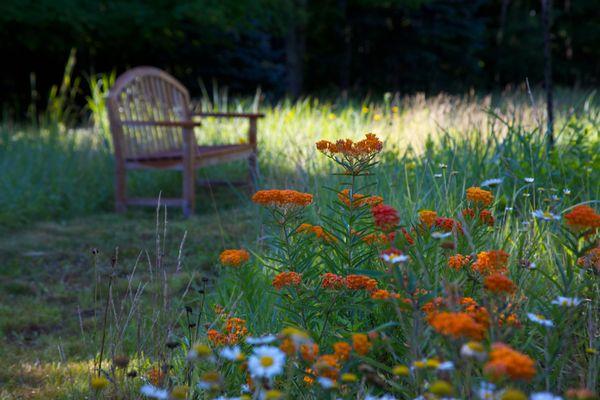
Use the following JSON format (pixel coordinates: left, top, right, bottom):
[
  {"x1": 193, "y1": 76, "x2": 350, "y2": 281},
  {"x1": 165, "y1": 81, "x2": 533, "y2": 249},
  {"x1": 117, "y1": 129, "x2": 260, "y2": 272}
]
[{"x1": 0, "y1": 87, "x2": 599, "y2": 399}]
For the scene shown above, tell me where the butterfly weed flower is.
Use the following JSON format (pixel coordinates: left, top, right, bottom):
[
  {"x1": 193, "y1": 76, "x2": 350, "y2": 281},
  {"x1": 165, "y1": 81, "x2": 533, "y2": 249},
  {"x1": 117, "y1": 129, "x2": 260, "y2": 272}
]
[
  {"x1": 448, "y1": 254, "x2": 471, "y2": 270},
  {"x1": 316, "y1": 133, "x2": 383, "y2": 175},
  {"x1": 321, "y1": 273, "x2": 345, "y2": 289},
  {"x1": 466, "y1": 187, "x2": 494, "y2": 207},
  {"x1": 564, "y1": 205, "x2": 600, "y2": 231},
  {"x1": 419, "y1": 210, "x2": 438, "y2": 228},
  {"x1": 345, "y1": 274, "x2": 378, "y2": 292},
  {"x1": 372, "y1": 204, "x2": 400, "y2": 232},
  {"x1": 352, "y1": 333, "x2": 372, "y2": 355},
  {"x1": 484, "y1": 343, "x2": 536, "y2": 381},
  {"x1": 333, "y1": 341, "x2": 351, "y2": 361},
  {"x1": 252, "y1": 189, "x2": 313, "y2": 209},
  {"x1": 219, "y1": 249, "x2": 250, "y2": 267},
  {"x1": 272, "y1": 271, "x2": 302, "y2": 290},
  {"x1": 472, "y1": 250, "x2": 510, "y2": 275},
  {"x1": 429, "y1": 311, "x2": 487, "y2": 340},
  {"x1": 337, "y1": 189, "x2": 383, "y2": 208},
  {"x1": 484, "y1": 273, "x2": 516, "y2": 294}
]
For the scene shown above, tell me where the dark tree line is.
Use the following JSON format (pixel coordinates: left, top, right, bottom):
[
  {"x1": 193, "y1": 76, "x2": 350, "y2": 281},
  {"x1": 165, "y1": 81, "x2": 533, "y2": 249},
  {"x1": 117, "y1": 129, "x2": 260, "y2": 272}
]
[{"x1": 0, "y1": 0, "x2": 598, "y2": 116}]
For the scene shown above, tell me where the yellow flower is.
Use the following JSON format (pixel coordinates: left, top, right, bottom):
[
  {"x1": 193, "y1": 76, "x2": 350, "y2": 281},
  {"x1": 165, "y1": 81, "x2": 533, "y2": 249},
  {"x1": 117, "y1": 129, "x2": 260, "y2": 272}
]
[
  {"x1": 392, "y1": 106, "x2": 399, "y2": 113},
  {"x1": 393, "y1": 365, "x2": 410, "y2": 376},
  {"x1": 171, "y1": 385, "x2": 189, "y2": 399},
  {"x1": 192, "y1": 343, "x2": 212, "y2": 357},
  {"x1": 373, "y1": 114, "x2": 382, "y2": 121},
  {"x1": 341, "y1": 373, "x2": 358, "y2": 382},
  {"x1": 425, "y1": 358, "x2": 440, "y2": 369},
  {"x1": 90, "y1": 375, "x2": 109, "y2": 391},
  {"x1": 328, "y1": 113, "x2": 336, "y2": 120},
  {"x1": 265, "y1": 390, "x2": 283, "y2": 400},
  {"x1": 429, "y1": 380, "x2": 453, "y2": 397},
  {"x1": 362, "y1": 106, "x2": 369, "y2": 114},
  {"x1": 412, "y1": 360, "x2": 427, "y2": 369},
  {"x1": 500, "y1": 389, "x2": 527, "y2": 400}
]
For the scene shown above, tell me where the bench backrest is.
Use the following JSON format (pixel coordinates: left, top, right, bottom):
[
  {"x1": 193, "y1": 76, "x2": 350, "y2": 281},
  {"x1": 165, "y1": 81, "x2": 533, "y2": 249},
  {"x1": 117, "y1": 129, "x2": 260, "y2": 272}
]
[{"x1": 107, "y1": 67, "x2": 193, "y2": 159}]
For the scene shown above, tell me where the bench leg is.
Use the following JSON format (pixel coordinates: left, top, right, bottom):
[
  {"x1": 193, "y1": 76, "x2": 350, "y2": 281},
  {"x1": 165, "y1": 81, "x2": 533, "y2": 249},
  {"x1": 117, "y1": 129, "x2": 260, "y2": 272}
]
[
  {"x1": 248, "y1": 152, "x2": 258, "y2": 192},
  {"x1": 115, "y1": 163, "x2": 127, "y2": 213},
  {"x1": 182, "y1": 164, "x2": 196, "y2": 217}
]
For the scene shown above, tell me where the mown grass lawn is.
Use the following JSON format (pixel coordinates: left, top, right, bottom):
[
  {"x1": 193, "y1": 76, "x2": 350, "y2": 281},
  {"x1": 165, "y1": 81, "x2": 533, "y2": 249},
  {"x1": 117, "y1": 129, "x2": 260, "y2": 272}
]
[{"x1": 0, "y1": 200, "x2": 255, "y2": 399}]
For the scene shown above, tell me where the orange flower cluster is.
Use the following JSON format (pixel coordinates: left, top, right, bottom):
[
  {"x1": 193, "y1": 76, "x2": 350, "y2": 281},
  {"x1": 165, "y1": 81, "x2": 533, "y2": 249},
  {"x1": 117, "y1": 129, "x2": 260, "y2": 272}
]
[
  {"x1": 337, "y1": 189, "x2": 383, "y2": 208},
  {"x1": 252, "y1": 189, "x2": 313, "y2": 208},
  {"x1": 435, "y1": 217, "x2": 463, "y2": 233},
  {"x1": 472, "y1": 250, "x2": 510, "y2": 275},
  {"x1": 280, "y1": 338, "x2": 296, "y2": 356},
  {"x1": 564, "y1": 205, "x2": 600, "y2": 231},
  {"x1": 345, "y1": 274, "x2": 378, "y2": 292},
  {"x1": 429, "y1": 311, "x2": 487, "y2": 340},
  {"x1": 362, "y1": 232, "x2": 390, "y2": 246},
  {"x1": 314, "y1": 354, "x2": 340, "y2": 380},
  {"x1": 484, "y1": 343, "x2": 536, "y2": 381},
  {"x1": 316, "y1": 133, "x2": 383, "y2": 158},
  {"x1": 148, "y1": 366, "x2": 166, "y2": 386},
  {"x1": 448, "y1": 254, "x2": 471, "y2": 270},
  {"x1": 372, "y1": 204, "x2": 400, "y2": 232},
  {"x1": 300, "y1": 343, "x2": 320, "y2": 362},
  {"x1": 419, "y1": 210, "x2": 438, "y2": 228},
  {"x1": 333, "y1": 341, "x2": 352, "y2": 361},
  {"x1": 272, "y1": 271, "x2": 302, "y2": 290},
  {"x1": 297, "y1": 223, "x2": 337, "y2": 243},
  {"x1": 423, "y1": 297, "x2": 490, "y2": 329},
  {"x1": 577, "y1": 247, "x2": 600, "y2": 273},
  {"x1": 208, "y1": 317, "x2": 248, "y2": 346},
  {"x1": 463, "y1": 208, "x2": 495, "y2": 226},
  {"x1": 321, "y1": 273, "x2": 346, "y2": 289},
  {"x1": 466, "y1": 187, "x2": 494, "y2": 206},
  {"x1": 370, "y1": 289, "x2": 400, "y2": 300},
  {"x1": 352, "y1": 333, "x2": 372, "y2": 355},
  {"x1": 219, "y1": 249, "x2": 250, "y2": 267},
  {"x1": 484, "y1": 273, "x2": 516, "y2": 294}
]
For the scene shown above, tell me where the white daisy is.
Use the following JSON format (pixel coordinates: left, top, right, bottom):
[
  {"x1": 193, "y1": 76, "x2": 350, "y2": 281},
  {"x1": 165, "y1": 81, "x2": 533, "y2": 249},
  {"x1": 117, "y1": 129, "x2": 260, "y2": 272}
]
[
  {"x1": 247, "y1": 346, "x2": 286, "y2": 379},
  {"x1": 563, "y1": 188, "x2": 571, "y2": 195},
  {"x1": 437, "y1": 361, "x2": 455, "y2": 371},
  {"x1": 525, "y1": 177, "x2": 535, "y2": 183},
  {"x1": 460, "y1": 342, "x2": 487, "y2": 362},
  {"x1": 431, "y1": 231, "x2": 452, "y2": 239},
  {"x1": 530, "y1": 392, "x2": 563, "y2": 400},
  {"x1": 551, "y1": 296, "x2": 582, "y2": 307},
  {"x1": 481, "y1": 178, "x2": 503, "y2": 187},
  {"x1": 246, "y1": 334, "x2": 277, "y2": 345},
  {"x1": 475, "y1": 382, "x2": 496, "y2": 400},
  {"x1": 381, "y1": 252, "x2": 409, "y2": 263},
  {"x1": 219, "y1": 346, "x2": 244, "y2": 361},
  {"x1": 317, "y1": 377, "x2": 337, "y2": 389},
  {"x1": 434, "y1": 173, "x2": 443, "y2": 178},
  {"x1": 532, "y1": 210, "x2": 561, "y2": 221},
  {"x1": 527, "y1": 313, "x2": 554, "y2": 327},
  {"x1": 140, "y1": 385, "x2": 169, "y2": 399}
]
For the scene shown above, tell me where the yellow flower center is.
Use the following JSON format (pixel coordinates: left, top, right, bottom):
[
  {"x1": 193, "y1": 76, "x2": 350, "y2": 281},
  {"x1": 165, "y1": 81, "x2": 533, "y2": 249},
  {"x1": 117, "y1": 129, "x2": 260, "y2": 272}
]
[
  {"x1": 467, "y1": 341, "x2": 484, "y2": 352},
  {"x1": 261, "y1": 356, "x2": 274, "y2": 367}
]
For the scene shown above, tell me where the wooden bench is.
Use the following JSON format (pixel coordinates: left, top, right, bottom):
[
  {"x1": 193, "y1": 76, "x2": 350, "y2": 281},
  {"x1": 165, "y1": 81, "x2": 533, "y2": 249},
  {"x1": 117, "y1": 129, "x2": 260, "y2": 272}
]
[{"x1": 107, "y1": 66, "x2": 263, "y2": 217}]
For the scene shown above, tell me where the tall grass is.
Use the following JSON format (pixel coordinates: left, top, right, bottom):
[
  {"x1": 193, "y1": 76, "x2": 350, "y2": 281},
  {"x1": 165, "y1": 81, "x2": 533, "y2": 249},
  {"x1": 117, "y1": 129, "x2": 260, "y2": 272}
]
[{"x1": 0, "y1": 71, "x2": 598, "y2": 230}]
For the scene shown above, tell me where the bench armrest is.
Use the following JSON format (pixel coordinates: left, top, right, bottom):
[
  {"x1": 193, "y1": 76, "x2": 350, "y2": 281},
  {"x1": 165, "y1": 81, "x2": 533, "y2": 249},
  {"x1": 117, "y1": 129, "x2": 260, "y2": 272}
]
[{"x1": 193, "y1": 112, "x2": 265, "y2": 119}]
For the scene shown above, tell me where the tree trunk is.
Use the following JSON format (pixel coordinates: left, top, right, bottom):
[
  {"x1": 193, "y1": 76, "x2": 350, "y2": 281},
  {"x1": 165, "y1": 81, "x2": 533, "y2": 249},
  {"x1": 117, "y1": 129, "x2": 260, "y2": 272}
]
[
  {"x1": 541, "y1": 0, "x2": 554, "y2": 147},
  {"x1": 285, "y1": 0, "x2": 307, "y2": 99}
]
